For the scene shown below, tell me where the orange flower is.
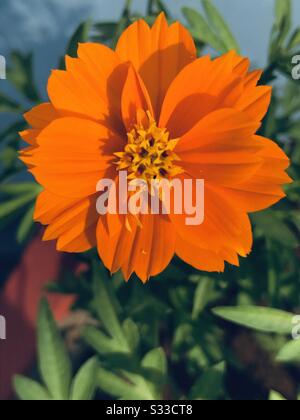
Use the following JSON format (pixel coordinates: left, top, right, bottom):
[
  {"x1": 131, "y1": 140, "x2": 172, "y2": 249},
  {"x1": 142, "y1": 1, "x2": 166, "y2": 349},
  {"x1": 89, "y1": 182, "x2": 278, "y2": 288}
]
[{"x1": 20, "y1": 14, "x2": 292, "y2": 282}]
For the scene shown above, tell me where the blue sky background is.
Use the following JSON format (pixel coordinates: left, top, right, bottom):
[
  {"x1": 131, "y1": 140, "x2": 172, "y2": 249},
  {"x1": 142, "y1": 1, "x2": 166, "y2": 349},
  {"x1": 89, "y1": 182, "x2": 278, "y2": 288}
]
[{"x1": 0, "y1": 0, "x2": 299, "y2": 98}]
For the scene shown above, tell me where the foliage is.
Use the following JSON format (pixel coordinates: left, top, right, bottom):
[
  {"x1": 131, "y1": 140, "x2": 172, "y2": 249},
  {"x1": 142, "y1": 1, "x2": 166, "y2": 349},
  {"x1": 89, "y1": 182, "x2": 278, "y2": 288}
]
[{"x1": 0, "y1": 0, "x2": 299, "y2": 400}]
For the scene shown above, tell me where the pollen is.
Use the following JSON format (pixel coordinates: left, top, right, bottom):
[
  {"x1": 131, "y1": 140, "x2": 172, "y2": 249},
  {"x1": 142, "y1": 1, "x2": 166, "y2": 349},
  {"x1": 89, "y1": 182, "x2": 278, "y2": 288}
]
[{"x1": 114, "y1": 112, "x2": 184, "y2": 182}]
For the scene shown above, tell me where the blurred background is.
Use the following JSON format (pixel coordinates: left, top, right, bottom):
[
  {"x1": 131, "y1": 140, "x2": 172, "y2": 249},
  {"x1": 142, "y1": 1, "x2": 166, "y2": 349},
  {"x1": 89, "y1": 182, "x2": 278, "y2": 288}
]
[
  {"x1": 0, "y1": 0, "x2": 300, "y2": 401},
  {"x1": 1, "y1": 0, "x2": 300, "y2": 97}
]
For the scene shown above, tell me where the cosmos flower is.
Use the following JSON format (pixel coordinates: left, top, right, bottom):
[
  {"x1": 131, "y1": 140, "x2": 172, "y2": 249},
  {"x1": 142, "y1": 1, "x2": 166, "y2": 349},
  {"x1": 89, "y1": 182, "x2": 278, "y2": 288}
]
[{"x1": 20, "y1": 13, "x2": 291, "y2": 282}]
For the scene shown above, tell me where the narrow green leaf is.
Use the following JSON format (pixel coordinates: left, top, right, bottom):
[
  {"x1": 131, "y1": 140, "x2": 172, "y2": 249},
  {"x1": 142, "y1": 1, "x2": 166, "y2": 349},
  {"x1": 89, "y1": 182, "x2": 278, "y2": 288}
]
[
  {"x1": 155, "y1": 0, "x2": 170, "y2": 16},
  {"x1": 96, "y1": 367, "x2": 132, "y2": 399},
  {"x1": 14, "y1": 376, "x2": 51, "y2": 401},
  {"x1": 0, "y1": 192, "x2": 37, "y2": 220},
  {"x1": 82, "y1": 326, "x2": 125, "y2": 355},
  {"x1": 142, "y1": 348, "x2": 167, "y2": 378},
  {"x1": 182, "y1": 7, "x2": 226, "y2": 52},
  {"x1": 92, "y1": 22, "x2": 118, "y2": 43},
  {"x1": 269, "y1": 390, "x2": 287, "y2": 401},
  {"x1": 111, "y1": 17, "x2": 129, "y2": 48},
  {"x1": 288, "y1": 28, "x2": 300, "y2": 50},
  {"x1": 92, "y1": 262, "x2": 128, "y2": 348},
  {"x1": 16, "y1": 203, "x2": 35, "y2": 243},
  {"x1": 213, "y1": 306, "x2": 294, "y2": 334},
  {"x1": 189, "y1": 362, "x2": 225, "y2": 400},
  {"x1": 37, "y1": 298, "x2": 72, "y2": 400},
  {"x1": 252, "y1": 211, "x2": 298, "y2": 249},
  {"x1": 60, "y1": 21, "x2": 92, "y2": 69},
  {"x1": 276, "y1": 339, "x2": 300, "y2": 363},
  {"x1": 0, "y1": 183, "x2": 39, "y2": 195},
  {"x1": 192, "y1": 277, "x2": 213, "y2": 319},
  {"x1": 97, "y1": 359, "x2": 160, "y2": 400},
  {"x1": 70, "y1": 358, "x2": 98, "y2": 401},
  {"x1": 275, "y1": 0, "x2": 292, "y2": 43},
  {"x1": 275, "y1": 0, "x2": 291, "y2": 25},
  {"x1": 122, "y1": 319, "x2": 140, "y2": 353},
  {"x1": 201, "y1": 0, "x2": 240, "y2": 52},
  {"x1": 7, "y1": 52, "x2": 40, "y2": 101}
]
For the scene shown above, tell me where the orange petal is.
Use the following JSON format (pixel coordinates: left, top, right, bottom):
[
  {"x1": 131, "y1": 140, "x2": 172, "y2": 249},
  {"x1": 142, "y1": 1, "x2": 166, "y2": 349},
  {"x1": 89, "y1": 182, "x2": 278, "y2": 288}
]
[
  {"x1": 27, "y1": 117, "x2": 122, "y2": 199},
  {"x1": 97, "y1": 213, "x2": 175, "y2": 282},
  {"x1": 221, "y1": 136, "x2": 291, "y2": 212},
  {"x1": 35, "y1": 190, "x2": 98, "y2": 253},
  {"x1": 116, "y1": 13, "x2": 196, "y2": 118},
  {"x1": 235, "y1": 85, "x2": 272, "y2": 122},
  {"x1": 20, "y1": 103, "x2": 60, "y2": 146},
  {"x1": 176, "y1": 236, "x2": 225, "y2": 272},
  {"x1": 48, "y1": 44, "x2": 127, "y2": 132},
  {"x1": 121, "y1": 65, "x2": 154, "y2": 131},
  {"x1": 160, "y1": 51, "x2": 267, "y2": 136},
  {"x1": 180, "y1": 150, "x2": 263, "y2": 186},
  {"x1": 20, "y1": 129, "x2": 40, "y2": 146},
  {"x1": 176, "y1": 108, "x2": 260, "y2": 153},
  {"x1": 24, "y1": 103, "x2": 58, "y2": 128},
  {"x1": 160, "y1": 53, "x2": 243, "y2": 136},
  {"x1": 170, "y1": 180, "x2": 253, "y2": 257}
]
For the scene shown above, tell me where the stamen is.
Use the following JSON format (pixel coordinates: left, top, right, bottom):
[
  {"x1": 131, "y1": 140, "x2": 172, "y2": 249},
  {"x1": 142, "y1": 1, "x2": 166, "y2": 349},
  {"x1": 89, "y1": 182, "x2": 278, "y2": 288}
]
[{"x1": 115, "y1": 111, "x2": 183, "y2": 184}]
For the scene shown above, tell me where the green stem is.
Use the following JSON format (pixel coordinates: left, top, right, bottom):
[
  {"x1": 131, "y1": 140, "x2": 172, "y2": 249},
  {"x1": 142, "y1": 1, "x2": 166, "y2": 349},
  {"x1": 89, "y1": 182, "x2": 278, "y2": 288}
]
[
  {"x1": 123, "y1": 0, "x2": 132, "y2": 18},
  {"x1": 147, "y1": 0, "x2": 155, "y2": 15},
  {"x1": 267, "y1": 240, "x2": 278, "y2": 306}
]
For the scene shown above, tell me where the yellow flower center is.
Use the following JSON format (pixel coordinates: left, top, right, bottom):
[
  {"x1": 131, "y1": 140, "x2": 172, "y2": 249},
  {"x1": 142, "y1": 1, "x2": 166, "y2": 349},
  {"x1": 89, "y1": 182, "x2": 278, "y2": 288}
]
[{"x1": 115, "y1": 112, "x2": 183, "y2": 183}]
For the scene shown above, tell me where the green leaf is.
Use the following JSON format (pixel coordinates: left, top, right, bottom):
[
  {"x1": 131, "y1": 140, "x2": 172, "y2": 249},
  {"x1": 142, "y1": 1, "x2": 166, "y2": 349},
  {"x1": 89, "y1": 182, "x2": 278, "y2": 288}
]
[
  {"x1": 142, "y1": 347, "x2": 167, "y2": 379},
  {"x1": 96, "y1": 367, "x2": 157, "y2": 400},
  {"x1": 212, "y1": 306, "x2": 294, "y2": 334},
  {"x1": 16, "y1": 203, "x2": 35, "y2": 243},
  {"x1": 192, "y1": 277, "x2": 214, "y2": 319},
  {"x1": 93, "y1": 22, "x2": 118, "y2": 43},
  {"x1": 154, "y1": 0, "x2": 170, "y2": 17},
  {"x1": 252, "y1": 211, "x2": 298, "y2": 249},
  {"x1": 92, "y1": 262, "x2": 128, "y2": 349},
  {"x1": 182, "y1": 7, "x2": 226, "y2": 52},
  {"x1": 0, "y1": 182, "x2": 40, "y2": 195},
  {"x1": 96, "y1": 367, "x2": 135, "y2": 399},
  {"x1": 269, "y1": 390, "x2": 287, "y2": 401},
  {"x1": 82, "y1": 326, "x2": 125, "y2": 355},
  {"x1": 201, "y1": 0, "x2": 240, "y2": 52},
  {"x1": 111, "y1": 18, "x2": 129, "y2": 48},
  {"x1": 275, "y1": 0, "x2": 292, "y2": 43},
  {"x1": 60, "y1": 21, "x2": 92, "y2": 69},
  {"x1": 7, "y1": 52, "x2": 40, "y2": 101},
  {"x1": 70, "y1": 357, "x2": 98, "y2": 401},
  {"x1": 37, "y1": 298, "x2": 72, "y2": 400},
  {"x1": 95, "y1": 349, "x2": 166, "y2": 400},
  {"x1": 14, "y1": 376, "x2": 51, "y2": 401},
  {"x1": 189, "y1": 362, "x2": 225, "y2": 400},
  {"x1": 276, "y1": 339, "x2": 300, "y2": 364},
  {"x1": 122, "y1": 319, "x2": 140, "y2": 353},
  {"x1": 0, "y1": 192, "x2": 37, "y2": 220},
  {"x1": 288, "y1": 28, "x2": 300, "y2": 50}
]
